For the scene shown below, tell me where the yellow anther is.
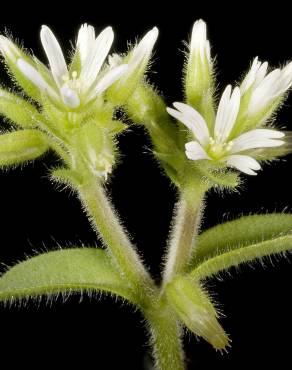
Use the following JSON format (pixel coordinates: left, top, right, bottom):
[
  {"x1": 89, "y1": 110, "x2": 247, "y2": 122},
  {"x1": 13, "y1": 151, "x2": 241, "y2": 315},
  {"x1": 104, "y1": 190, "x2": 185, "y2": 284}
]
[{"x1": 72, "y1": 71, "x2": 78, "y2": 79}]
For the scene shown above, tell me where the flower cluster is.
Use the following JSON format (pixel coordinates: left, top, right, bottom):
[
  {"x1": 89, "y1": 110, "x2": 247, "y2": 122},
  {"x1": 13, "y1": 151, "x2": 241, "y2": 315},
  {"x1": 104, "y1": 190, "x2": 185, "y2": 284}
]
[
  {"x1": 0, "y1": 23, "x2": 158, "y2": 179},
  {"x1": 168, "y1": 20, "x2": 292, "y2": 175}
]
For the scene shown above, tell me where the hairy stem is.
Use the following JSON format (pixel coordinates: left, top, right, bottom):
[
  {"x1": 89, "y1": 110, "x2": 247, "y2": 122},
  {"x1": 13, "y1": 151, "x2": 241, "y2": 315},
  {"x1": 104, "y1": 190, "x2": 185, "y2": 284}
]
[
  {"x1": 77, "y1": 179, "x2": 155, "y2": 298},
  {"x1": 163, "y1": 186, "x2": 206, "y2": 285},
  {"x1": 145, "y1": 303, "x2": 185, "y2": 370}
]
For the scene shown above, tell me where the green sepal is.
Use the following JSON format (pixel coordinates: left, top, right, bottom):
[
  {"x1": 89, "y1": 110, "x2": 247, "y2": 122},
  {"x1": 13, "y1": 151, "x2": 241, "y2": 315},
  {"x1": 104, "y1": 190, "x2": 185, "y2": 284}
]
[
  {"x1": 191, "y1": 213, "x2": 292, "y2": 268},
  {"x1": 190, "y1": 234, "x2": 292, "y2": 280},
  {"x1": 191, "y1": 161, "x2": 240, "y2": 190},
  {"x1": 0, "y1": 248, "x2": 140, "y2": 306},
  {"x1": 0, "y1": 129, "x2": 49, "y2": 167},
  {"x1": 0, "y1": 88, "x2": 41, "y2": 128},
  {"x1": 166, "y1": 275, "x2": 230, "y2": 351},
  {"x1": 51, "y1": 167, "x2": 84, "y2": 188}
]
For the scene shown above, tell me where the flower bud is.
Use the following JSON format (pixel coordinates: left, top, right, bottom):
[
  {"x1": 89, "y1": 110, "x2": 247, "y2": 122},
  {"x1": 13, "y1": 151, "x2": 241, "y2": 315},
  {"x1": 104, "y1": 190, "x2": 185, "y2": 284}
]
[
  {"x1": 74, "y1": 122, "x2": 115, "y2": 179},
  {"x1": 166, "y1": 275, "x2": 230, "y2": 351},
  {"x1": 0, "y1": 129, "x2": 49, "y2": 167},
  {"x1": 185, "y1": 20, "x2": 214, "y2": 121},
  {"x1": 0, "y1": 89, "x2": 41, "y2": 128}
]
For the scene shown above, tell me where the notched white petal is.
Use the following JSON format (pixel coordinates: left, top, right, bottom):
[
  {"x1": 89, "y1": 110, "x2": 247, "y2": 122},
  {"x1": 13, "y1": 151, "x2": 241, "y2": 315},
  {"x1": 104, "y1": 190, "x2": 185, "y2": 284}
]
[
  {"x1": 214, "y1": 85, "x2": 241, "y2": 142},
  {"x1": 77, "y1": 23, "x2": 96, "y2": 65},
  {"x1": 185, "y1": 141, "x2": 210, "y2": 160},
  {"x1": 80, "y1": 26, "x2": 114, "y2": 88},
  {"x1": 40, "y1": 25, "x2": 68, "y2": 87},
  {"x1": 172, "y1": 102, "x2": 210, "y2": 146},
  {"x1": 17, "y1": 59, "x2": 58, "y2": 99},
  {"x1": 89, "y1": 64, "x2": 128, "y2": 100},
  {"x1": 128, "y1": 27, "x2": 159, "y2": 72},
  {"x1": 231, "y1": 129, "x2": 285, "y2": 152},
  {"x1": 226, "y1": 154, "x2": 261, "y2": 175}
]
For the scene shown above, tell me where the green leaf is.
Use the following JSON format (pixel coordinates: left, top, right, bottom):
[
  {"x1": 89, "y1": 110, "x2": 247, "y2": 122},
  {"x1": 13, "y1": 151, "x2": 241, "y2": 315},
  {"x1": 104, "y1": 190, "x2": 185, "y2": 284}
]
[
  {"x1": 0, "y1": 88, "x2": 41, "y2": 128},
  {"x1": 190, "y1": 234, "x2": 292, "y2": 280},
  {"x1": 191, "y1": 213, "x2": 292, "y2": 267},
  {"x1": 0, "y1": 129, "x2": 49, "y2": 167},
  {"x1": 0, "y1": 248, "x2": 140, "y2": 305}
]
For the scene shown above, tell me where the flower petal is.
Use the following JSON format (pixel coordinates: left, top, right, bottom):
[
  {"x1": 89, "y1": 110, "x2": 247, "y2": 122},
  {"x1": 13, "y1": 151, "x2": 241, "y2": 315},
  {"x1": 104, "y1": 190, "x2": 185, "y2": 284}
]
[
  {"x1": 0, "y1": 36, "x2": 21, "y2": 62},
  {"x1": 87, "y1": 64, "x2": 128, "y2": 101},
  {"x1": 17, "y1": 59, "x2": 58, "y2": 100},
  {"x1": 40, "y1": 25, "x2": 68, "y2": 87},
  {"x1": 77, "y1": 24, "x2": 96, "y2": 65},
  {"x1": 231, "y1": 129, "x2": 285, "y2": 153},
  {"x1": 226, "y1": 154, "x2": 261, "y2": 175},
  {"x1": 241, "y1": 57, "x2": 269, "y2": 94},
  {"x1": 240, "y1": 57, "x2": 260, "y2": 94},
  {"x1": 248, "y1": 69, "x2": 281, "y2": 115},
  {"x1": 60, "y1": 85, "x2": 80, "y2": 108},
  {"x1": 80, "y1": 26, "x2": 114, "y2": 89},
  {"x1": 167, "y1": 103, "x2": 210, "y2": 146},
  {"x1": 185, "y1": 141, "x2": 210, "y2": 160},
  {"x1": 278, "y1": 61, "x2": 292, "y2": 93},
  {"x1": 128, "y1": 27, "x2": 159, "y2": 71},
  {"x1": 214, "y1": 85, "x2": 241, "y2": 142},
  {"x1": 190, "y1": 20, "x2": 210, "y2": 63}
]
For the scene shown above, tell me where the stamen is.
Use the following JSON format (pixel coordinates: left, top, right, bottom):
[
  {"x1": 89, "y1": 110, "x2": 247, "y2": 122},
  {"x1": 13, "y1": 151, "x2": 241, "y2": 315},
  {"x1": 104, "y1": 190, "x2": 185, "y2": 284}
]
[{"x1": 72, "y1": 71, "x2": 78, "y2": 79}]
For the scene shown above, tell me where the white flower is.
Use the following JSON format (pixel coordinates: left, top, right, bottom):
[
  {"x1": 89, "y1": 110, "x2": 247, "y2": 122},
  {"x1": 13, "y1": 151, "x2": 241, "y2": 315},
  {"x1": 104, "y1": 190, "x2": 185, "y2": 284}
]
[
  {"x1": 0, "y1": 24, "x2": 128, "y2": 109},
  {"x1": 190, "y1": 19, "x2": 211, "y2": 64},
  {"x1": 241, "y1": 57, "x2": 292, "y2": 116},
  {"x1": 167, "y1": 85, "x2": 285, "y2": 175}
]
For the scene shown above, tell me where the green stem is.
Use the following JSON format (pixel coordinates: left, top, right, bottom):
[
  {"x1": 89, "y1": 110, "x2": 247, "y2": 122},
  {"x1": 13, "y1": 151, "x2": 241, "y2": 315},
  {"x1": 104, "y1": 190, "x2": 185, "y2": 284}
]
[
  {"x1": 77, "y1": 179, "x2": 155, "y2": 298},
  {"x1": 162, "y1": 186, "x2": 206, "y2": 286},
  {"x1": 145, "y1": 304, "x2": 185, "y2": 370}
]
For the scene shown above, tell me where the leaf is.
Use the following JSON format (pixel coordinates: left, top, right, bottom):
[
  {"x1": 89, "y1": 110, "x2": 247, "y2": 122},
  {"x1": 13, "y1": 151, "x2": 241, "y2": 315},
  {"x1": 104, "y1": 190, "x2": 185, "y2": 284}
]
[
  {"x1": 190, "y1": 234, "x2": 292, "y2": 280},
  {"x1": 191, "y1": 213, "x2": 292, "y2": 267},
  {"x1": 0, "y1": 129, "x2": 49, "y2": 167},
  {"x1": 0, "y1": 248, "x2": 140, "y2": 305}
]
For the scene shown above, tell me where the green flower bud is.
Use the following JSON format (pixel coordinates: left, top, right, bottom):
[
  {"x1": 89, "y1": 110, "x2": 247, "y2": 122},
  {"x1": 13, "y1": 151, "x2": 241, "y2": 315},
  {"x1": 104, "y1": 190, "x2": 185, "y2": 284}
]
[
  {"x1": 74, "y1": 122, "x2": 115, "y2": 179},
  {"x1": 184, "y1": 20, "x2": 215, "y2": 124},
  {"x1": 0, "y1": 129, "x2": 49, "y2": 167},
  {"x1": 166, "y1": 275, "x2": 230, "y2": 351},
  {"x1": 0, "y1": 88, "x2": 41, "y2": 128}
]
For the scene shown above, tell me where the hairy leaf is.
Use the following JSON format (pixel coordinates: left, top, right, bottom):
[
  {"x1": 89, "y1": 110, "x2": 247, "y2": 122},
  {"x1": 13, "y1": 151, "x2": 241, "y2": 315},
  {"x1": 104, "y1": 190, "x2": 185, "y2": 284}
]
[
  {"x1": 0, "y1": 248, "x2": 140, "y2": 305},
  {"x1": 190, "y1": 234, "x2": 292, "y2": 279},
  {"x1": 191, "y1": 214, "x2": 292, "y2": 268}
]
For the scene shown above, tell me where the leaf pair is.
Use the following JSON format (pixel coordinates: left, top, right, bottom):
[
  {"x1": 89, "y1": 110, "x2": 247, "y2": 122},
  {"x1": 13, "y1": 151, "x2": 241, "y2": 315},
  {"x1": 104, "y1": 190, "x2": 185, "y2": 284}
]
[{"x1": 1, "y1": 213, "x2": 291, "y2": 352}]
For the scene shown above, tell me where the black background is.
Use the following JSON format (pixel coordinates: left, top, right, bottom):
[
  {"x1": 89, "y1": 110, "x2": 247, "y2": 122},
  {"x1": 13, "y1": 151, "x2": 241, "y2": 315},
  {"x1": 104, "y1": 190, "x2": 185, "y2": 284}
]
[{"x1": 0, "y1": 3, "x2": 292, "y2": 369}]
